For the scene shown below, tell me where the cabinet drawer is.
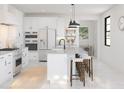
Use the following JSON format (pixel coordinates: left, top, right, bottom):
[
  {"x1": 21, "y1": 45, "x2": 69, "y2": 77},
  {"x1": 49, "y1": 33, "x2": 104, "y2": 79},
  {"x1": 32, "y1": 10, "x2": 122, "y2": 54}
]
[{"x1": 29, "y1": 52, "x2": 39, "y2": 60}]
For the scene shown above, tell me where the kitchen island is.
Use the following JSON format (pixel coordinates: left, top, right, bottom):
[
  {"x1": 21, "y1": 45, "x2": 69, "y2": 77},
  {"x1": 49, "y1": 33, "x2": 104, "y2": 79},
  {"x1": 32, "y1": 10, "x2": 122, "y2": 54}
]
[{"x1": 47, "y1": 47, "x2": 88, "y2": 84}]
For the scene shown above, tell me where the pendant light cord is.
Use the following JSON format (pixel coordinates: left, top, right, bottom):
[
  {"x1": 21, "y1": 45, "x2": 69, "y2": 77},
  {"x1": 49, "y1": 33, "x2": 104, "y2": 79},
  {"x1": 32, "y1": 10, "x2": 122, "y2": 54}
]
[{"x1": 71, "y1": 4, "x2": 75, "y2": 21}]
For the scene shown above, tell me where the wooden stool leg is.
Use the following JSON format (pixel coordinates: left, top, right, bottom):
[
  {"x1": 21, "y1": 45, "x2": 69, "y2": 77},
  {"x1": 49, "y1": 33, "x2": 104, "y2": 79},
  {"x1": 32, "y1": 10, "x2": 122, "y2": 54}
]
[
  {"x1": 89, "y1": 59, "x2": 91, "y2": 77},
  {"x1": 91, "y1": 57, "x2": 93, "y2": 81},
  {"x1": 70, "y1": 60, "x2": 73, "y2": 86},
  {"x1": 79, "y1": 63, "x2": 85, "y2": 86},
  {"x1": 83, "y1": 64, "x2": 85, "y2": 86},
  {"x1": 84, "y1": 60, "x2": 88, "y2": 73}
]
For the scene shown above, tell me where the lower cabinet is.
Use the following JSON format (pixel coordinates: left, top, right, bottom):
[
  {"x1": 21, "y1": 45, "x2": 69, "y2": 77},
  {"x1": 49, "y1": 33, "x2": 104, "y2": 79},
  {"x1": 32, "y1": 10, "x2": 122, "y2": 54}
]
[
  {"x1": 5, "y1": 53, "x2": 13, "y2": 80},
  {"x1": 0, "y1": 56, "x2": 6, "y2": 84},
  {"x1": 22, "y1": 47, "x2": 29, "y2": 68},
  {"x1": 0, "y1": 53, "x2": 13, "y2": 85},
  {"x1": 28, "y1": 51, "x2": 39, "y2": 62},
  {"x1": 39, "y1": 49, "x2": 48, "y2": 62}
]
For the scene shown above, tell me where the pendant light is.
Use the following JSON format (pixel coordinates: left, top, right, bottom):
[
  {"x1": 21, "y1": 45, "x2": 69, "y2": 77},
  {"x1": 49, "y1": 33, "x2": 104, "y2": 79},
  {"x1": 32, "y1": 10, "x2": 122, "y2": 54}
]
[{"x1": 69, "y1": 4, "x2": 80, "y2": 28}]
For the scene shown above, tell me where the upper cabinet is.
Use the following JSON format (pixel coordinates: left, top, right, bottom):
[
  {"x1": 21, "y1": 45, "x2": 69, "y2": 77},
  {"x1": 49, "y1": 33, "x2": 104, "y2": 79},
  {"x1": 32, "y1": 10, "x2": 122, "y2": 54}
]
[
  {"x1": 0, "y1": 4, "x2": 24, "y2": 48},
  {"x1": 24, "y1": 17, "x2": 57, "y2": 32},
  {"x1": 0, "y1": 4, "x2": 23, "y2": 25},
  {"x1": 0, "y1": 4, "x2": 9, "y2": 24}
]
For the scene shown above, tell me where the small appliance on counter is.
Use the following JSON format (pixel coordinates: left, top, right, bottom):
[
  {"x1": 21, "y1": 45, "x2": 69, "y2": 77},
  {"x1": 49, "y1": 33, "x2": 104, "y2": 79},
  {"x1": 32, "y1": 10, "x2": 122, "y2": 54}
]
[{"x1": 75, "y1": 53, "x2": 80, "y2": 58}]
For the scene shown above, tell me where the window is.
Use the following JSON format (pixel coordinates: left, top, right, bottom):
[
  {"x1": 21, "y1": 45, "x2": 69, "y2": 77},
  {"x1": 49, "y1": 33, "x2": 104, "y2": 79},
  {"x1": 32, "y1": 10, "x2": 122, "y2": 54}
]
[{"x1": 105, "y1": 16, "x2": 111, "y2": 46}]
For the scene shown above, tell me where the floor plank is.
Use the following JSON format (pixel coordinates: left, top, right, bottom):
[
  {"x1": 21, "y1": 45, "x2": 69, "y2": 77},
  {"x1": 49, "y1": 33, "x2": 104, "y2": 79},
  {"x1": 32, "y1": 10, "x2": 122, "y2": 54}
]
[{"x1": 9, "y1": 62, "x2": 47, "y2": 89}]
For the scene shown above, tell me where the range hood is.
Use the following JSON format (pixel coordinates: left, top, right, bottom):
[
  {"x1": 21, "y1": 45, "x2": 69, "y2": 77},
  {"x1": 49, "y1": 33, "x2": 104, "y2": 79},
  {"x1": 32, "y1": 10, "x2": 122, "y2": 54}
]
[
  {"x1": 0, "y1": 4, "x2": 15, "y2": 26},
  {"x1": 0, "y1": 23, "x2": 14, "y2": 26}
]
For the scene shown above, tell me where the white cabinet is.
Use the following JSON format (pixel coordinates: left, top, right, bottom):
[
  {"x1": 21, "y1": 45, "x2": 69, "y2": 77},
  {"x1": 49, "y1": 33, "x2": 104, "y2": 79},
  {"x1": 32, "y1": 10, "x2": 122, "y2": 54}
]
[
  {"x1": 38, "y1": 27, "x2": 56, "y2": 50},
  {"x1": 0, "y1": 5, "x2": 24, "y2": 49},
  {"x1": 47, "y1": 53, "x2": 68, "y2": 83},
  {"x1": 48, "y1": 28, "x2": 56, "y2": 49},
  {"x1": 0, "y1": 53, "x2": 13, "y2": 85},
  {"x1": 0, "y1": 56, "x2": 6, "y2": 84},
  {"x1": 29, "y1": 51, "x2": 39, "y2": 62},
  {"x1": 39, "y1": 49, "x2": 48, "y2": 62},
  {"x1": 0, "y1": 4, "x2": 23, "y2": 25},
  {"x1": 0, "y1": 5, "x2": 16, "y2": 25},
  {"x1": 5, "y1": 53, "x2": 13, "y2": 80},
  {"x1": 0, "y1": 4, "x2": 8, "y2": 24},
  {"x1": 24, "y1": 17, "x2": 57, "y2": 32},
  {"x1": 22, "y1": 47, "x2": 29, "y2": 68},
  {"x1": 38, "y1": 29, "x2": 48, "y2": 49}
]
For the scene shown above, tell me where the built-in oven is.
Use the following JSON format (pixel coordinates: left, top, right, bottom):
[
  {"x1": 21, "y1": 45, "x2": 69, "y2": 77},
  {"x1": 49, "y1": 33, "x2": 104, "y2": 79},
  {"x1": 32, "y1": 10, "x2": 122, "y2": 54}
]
[
  {"x1": 13, "y1": 50, "x2": 22, "y2": 76},
  {"x1": 0, "y1": 48, "x2": 22, "y2": 76},
  {"x1": 16, "y1": 58, "x2": 22, "y2": 67},
  {"x1": 25, "y1": 44, "x2": 37, "y2": 50},
  {"x1": 14, "y1": 57, "x2": 22, "y2": 76}
]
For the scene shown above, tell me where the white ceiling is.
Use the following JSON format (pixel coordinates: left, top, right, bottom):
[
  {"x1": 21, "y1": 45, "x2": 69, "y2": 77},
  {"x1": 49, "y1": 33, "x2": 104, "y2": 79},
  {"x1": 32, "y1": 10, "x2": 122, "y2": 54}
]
[{"x1": 12, "y1": 4, "x2": 115, "y2": 16}]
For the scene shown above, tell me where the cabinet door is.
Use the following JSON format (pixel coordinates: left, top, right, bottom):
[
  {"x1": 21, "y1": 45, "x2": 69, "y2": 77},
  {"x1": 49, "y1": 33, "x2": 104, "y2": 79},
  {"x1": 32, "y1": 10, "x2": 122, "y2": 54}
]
[
  {"x1": 0, "y1": 56, "x2": 6, "y2": 85},
  {"x1": 24, "y1": 17, "x2": 33, "y2": 32},
  {"x1": 38, "y1": 29, "x2": 48, "y2": 49},
  {"x1": 48, "y1": 29, "x2": 56, "y2": 49},
  {"x1": 0, "y1": 5, "x2": 8, "y2": 23},
  {"x1": 22, "y1": 50, "x2": 26, "y2": 67},
  {"x1": 5, "y1": 54, "x2": 13, "y2": 79},
  {"x1": 22, "y1": 49, "x2": 29, "y2": 68},
  {"x1": 39, "y1": 50, "x2": 47, "y2": 61},
  {"x1": 25, "y1": 49, "x2": 29, "y2": 66}
]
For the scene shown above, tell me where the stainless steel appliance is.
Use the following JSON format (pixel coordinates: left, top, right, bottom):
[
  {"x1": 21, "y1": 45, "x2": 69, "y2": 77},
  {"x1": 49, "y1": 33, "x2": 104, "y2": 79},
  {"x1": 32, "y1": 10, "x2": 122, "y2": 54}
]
[
  {"x1": 0, "y1": 48, "x2": 22, "y2": 76},
  {"x1": 25, "y1": 44, "x2": 37, "y2": 50},
  {"x1": 38, "y1": 27, "x2": 56, "y2": 62},
  {"x1": 25, "y1": 32, "x2": 38, "y2": 51},
  {"x1": 14, "y1": 49, "x2": 22, "y2": 76}
]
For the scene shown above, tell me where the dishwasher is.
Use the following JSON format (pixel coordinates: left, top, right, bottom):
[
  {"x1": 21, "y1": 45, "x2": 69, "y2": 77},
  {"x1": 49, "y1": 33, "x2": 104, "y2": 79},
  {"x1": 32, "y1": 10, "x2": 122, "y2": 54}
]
[{"x1": 39, "y1": 49, "x2": 48, "y2": 62}]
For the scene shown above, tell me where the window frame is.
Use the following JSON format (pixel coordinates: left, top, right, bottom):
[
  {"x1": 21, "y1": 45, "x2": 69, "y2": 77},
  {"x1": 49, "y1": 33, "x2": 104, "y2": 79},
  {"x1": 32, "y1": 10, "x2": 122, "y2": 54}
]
[{"x1": 105, "y1": 16, "x2": 111, "y2": 47}]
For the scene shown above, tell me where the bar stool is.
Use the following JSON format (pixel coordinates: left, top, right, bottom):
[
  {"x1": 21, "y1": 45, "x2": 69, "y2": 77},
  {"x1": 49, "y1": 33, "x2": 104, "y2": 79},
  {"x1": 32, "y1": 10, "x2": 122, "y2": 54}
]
[
  {"x1": 70, "y1": 58, "x2": 86, "y2": 86},
  {"x1": 70, "y1": 56, "x2": 93, "y2": 86},
  {"x1": 83, "y1": 56, "x2": 93, "y2": 81}
]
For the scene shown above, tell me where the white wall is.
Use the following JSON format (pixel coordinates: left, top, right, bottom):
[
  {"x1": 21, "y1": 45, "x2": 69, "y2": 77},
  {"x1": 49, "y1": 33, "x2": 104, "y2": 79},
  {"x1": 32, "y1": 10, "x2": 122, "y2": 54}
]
[
  {"x1": 99, "y1": 5, "x2": 124, "y2": 73},
  {"x1": 79, "y1": 21, "x2": 97, "y2": 46},
  {"x1": 79, "y1": 20, "x2": 97, "y2": 57}
]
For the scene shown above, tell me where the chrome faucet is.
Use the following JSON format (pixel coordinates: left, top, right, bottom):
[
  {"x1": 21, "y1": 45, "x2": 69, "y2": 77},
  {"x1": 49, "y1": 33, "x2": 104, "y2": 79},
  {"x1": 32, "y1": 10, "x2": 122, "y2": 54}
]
[{"x1": 59, "y1": 39, "x2": 66, "y2": 50}]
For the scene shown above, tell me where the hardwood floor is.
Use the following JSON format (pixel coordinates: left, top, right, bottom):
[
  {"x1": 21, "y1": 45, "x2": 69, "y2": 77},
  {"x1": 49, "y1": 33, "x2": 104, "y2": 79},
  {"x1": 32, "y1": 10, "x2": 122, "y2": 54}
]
[
  {"x1": 4, "y1": 59, "x2": 124, "y2": 89},
  {"x1": 9, "y1": 62, "x2": 47, "y2": 89}
]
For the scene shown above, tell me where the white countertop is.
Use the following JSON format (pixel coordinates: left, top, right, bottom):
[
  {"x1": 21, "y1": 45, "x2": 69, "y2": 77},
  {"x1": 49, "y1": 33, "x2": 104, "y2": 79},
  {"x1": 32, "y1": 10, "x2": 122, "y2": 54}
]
[
  {"x1": 0, "y1": 51, "x2": 14, "y2": 56},
  {"x1": 48, "y1": 47, "x2": 88, "y2": 77},
  {"x1": 0, "y1": 47, "x2": 28, "y2": 56},
  {"x1": 48, "y1": 47, "x2": 88, "y2": 56},
  {"x1": 47, "y1": 47, "x2": 88, "y2": 82}
]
